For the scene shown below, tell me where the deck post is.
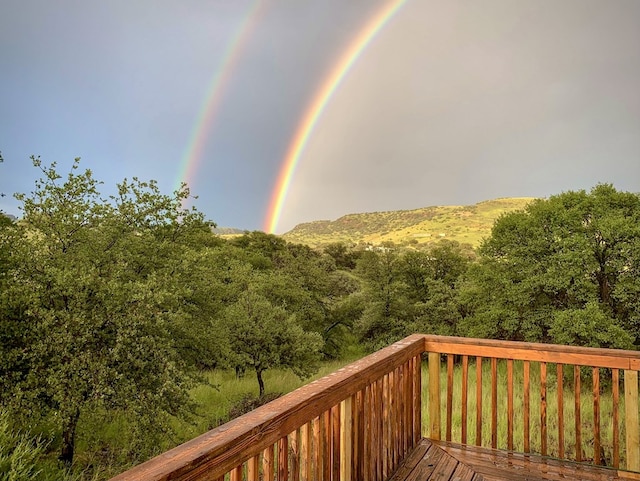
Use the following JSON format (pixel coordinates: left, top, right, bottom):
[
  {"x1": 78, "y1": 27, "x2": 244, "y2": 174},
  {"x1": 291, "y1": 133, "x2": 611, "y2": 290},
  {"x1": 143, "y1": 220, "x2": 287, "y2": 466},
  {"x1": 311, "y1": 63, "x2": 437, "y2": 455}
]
[
  {"x1": 625, "y1": 370, "x2": 639, "y2": 471},
  {"x1": 428, "y1": 352, "x2": 441, "y2": 440}
]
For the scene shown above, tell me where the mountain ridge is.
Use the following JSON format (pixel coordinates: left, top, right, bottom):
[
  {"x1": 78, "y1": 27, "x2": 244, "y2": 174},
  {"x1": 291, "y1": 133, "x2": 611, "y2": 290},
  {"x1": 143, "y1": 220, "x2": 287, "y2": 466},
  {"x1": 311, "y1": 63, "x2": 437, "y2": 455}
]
[{"x1": 281, "y1": 197, "x2": 536, "y2": 248}]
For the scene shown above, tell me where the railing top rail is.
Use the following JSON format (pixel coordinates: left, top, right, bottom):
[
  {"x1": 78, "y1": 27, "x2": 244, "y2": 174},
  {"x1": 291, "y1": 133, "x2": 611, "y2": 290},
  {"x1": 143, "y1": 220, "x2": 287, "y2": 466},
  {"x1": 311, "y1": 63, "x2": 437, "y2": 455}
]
[
  {"x1": 423, "y1": 335, "x2": 640, "y2": 370},
  {"x1": 110, "y1": 334, "x2": 425, "y2": 481}
]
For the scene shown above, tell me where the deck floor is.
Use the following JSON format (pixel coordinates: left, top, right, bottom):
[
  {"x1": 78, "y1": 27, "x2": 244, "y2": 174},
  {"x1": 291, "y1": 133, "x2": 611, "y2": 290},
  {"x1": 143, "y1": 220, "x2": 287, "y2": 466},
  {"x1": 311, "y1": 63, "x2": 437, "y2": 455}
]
[{"x1": 389, "y1": 439, "x2": 640, "y2": 481}]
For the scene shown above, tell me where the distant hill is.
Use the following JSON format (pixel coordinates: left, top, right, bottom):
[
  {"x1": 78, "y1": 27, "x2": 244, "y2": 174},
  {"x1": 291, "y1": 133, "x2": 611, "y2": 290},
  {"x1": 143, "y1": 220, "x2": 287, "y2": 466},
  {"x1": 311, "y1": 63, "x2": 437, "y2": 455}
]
[
  {"x1": 212, "y1": 226, "x2": 246, "y2": 235},
  {"x1": 1, "y1": 213, "x2": 17, "y2": 222},
  {"x1": 282, "y1": 197, "x2": 536, "y2": 249}
]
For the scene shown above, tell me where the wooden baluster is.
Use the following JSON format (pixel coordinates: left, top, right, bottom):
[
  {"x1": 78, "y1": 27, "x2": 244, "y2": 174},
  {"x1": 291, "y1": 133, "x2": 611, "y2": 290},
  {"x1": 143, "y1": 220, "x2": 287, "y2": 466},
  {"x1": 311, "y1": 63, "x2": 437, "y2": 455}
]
[
  {"x1": 290, "y1": 429, "x2": 300, "y2": 481},
  {"x1": 574, "y1": 365, "x2": 582, "y2": 462},
  {"x1": 388, "y1": 369, "x2": 396, "y2": 471},
  {"x1": 364, "y1": 384, "x2": 372, "y2": 481},
  {"x1": 331, "y1": 404, "x2": 340, "y2": 481},
  {"x1": 323, "y1": 410, "x2": 331, "y2": 481},
  {"x1": 446, "y1": 354, "x2": 454, "y2": 442},
  {"x1": 404, "y1": 359, "x2": 412, "y2": 455},
  {"x1": 428, "y1": 352, "x2": 441, "y2": 441},
  {"x1": 248, "y1": 454, "x2": 260, "y2": 481},
  {"x1": 279, "y1": 436, "x2": 289, "y2": 481},
  {"x1": 462, "y1": 355, "x2": 468, "y2": 444},
  {"x1": 300, "y1": 423, "x2": 311, "y2": 481},
  {"x1": 491, "y1": 357, "x2": 498, "y2": 449},
  {"x1": 355, "y1": 390, "x2": 364, "y2": 480},
  {"x1": 413, "y1": 355, "x2": 422, "y2": 444},
  {"x1": 263, "y1": 444, "x2": 275, "y2": 481},
  {"x1": 476, "y1": 356, "x2": 483, "y2": 446},
  {"x1": 311, "y1": 415, "x2": 323, "y2": 480},
  {"x1": 230, "y1": 464, "x2": 243, "y2": 481},
  {"x1": 382, "y1": 373, "x2": 389, "y2": 479},
  {"x1": 593, "y1": 367, "x2": 600, "y2": 465},
  {"x1": 340, "y1": 397, "x2": 352, "y2": 481},
  {"x1": 541, "y1": 362, "x2": 547, "y2": 456},
  {"x1": 507, "y1": 359, "x2": 514, "y2": 451},
  {"x1": 624, "y1": 369, "x2": 639, "y2": 472},
  {"x1": 524, "y1": 360, "x2": 530, "y2": 453},
  {"x1": 612, "y1": 369, "x2": 619, "y2": 469},
  {"x1": 557, "y1": 363, "x2": 564, "y2": 459},
  {"x1": 376, "y1": 378, "x2": 384, "y2": 481}
]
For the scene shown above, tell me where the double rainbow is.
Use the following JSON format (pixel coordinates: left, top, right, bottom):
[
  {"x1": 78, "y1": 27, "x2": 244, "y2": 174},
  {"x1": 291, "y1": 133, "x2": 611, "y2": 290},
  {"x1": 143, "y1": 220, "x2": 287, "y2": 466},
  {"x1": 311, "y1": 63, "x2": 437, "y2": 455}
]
[{"x1": 263, "y1": 0, "x2": 408, "y2": 233}]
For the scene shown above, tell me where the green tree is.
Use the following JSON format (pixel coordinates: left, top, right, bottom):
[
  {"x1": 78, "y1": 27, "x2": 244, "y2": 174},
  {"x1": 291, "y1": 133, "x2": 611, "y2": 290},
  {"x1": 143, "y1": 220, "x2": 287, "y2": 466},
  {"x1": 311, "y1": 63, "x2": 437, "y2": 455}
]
[
  {"x1": 225, "y1": 276, "x2": 323, "y2": 396},
  {"x1": 460, "y1": 185, "x2": 640, "y2": 347},
  {"x1": 0, "y1": 158, "x2": 209, "y2": 464}
]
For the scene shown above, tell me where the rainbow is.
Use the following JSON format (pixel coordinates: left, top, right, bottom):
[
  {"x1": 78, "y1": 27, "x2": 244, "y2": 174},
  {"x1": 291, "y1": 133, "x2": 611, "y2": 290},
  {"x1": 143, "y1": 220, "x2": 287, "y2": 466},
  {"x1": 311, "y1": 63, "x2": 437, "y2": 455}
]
[
  {"x1": 264, "y1": 0, "x2": 408, "y2": 234},
  {"x1": 175, "y1": 0, "x2": 265, "y2": 194}
]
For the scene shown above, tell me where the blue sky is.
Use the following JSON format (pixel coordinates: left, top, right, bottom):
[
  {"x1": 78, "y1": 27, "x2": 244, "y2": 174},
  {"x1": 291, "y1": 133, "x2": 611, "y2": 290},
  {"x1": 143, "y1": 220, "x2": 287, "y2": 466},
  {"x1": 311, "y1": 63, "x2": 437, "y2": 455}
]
[{"x1": 1, "y1": 0, "x2": 639, "y2": 233}]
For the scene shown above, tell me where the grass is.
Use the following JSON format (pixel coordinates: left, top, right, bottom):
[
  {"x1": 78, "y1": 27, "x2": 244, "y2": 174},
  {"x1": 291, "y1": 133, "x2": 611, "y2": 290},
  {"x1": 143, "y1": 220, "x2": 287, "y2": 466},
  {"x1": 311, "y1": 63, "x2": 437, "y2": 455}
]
[{"x1": 422, "y1": 358, "x2": 629, "y2": 468}]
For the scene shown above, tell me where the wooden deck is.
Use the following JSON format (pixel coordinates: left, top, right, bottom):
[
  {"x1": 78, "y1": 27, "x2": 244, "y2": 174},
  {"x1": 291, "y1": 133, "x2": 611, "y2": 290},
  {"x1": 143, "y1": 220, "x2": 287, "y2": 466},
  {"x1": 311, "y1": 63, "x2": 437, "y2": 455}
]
[{"x1": 390, "y1": 439, "x2": 640, "y2": 481}]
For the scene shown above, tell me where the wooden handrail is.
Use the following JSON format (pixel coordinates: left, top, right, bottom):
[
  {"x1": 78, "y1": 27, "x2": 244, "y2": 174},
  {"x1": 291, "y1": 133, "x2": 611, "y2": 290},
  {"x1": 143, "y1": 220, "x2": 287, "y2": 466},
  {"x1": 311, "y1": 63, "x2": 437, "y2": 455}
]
[
  {"x1": 110, "y1": 334, "x2": 640, "y2": 480},
  {"x1": 422, "y1": 335, "x2": 640, "y2": 472},
  {"x1": 110, "y1": 334, "x2": 424, "y2": 481}
]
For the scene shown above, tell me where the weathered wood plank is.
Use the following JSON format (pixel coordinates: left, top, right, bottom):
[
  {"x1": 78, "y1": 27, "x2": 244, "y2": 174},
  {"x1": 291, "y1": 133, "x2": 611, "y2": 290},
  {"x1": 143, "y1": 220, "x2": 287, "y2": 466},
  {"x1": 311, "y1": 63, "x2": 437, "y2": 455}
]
[
  {"x1": 476, "y1": 356, "x2": 483, "y2": 446},
  {"x1": 428, "y1": 352, "x2": 441, "y2": 441},
  {"x1": 524, "y1": 361, "x2": 530, "y2": 454},
  {"x1": 613, "y1": 369, "x2": 620, "y2": 469},
  {"x1": 491, "y1": 357, "x2": 497, "y2": 449},
  {"x1": 625, "y1": 369, "x2": 639, "y2": 472},
  {"x1": 575, "y1": 365, "x2": 582, "y2": 462},
  {"x1": 461, "y1": 355, "x2": 468, "y2": 445},
  {"x1": 557, "y1": 363, "x2": 564, "y2": 459},
  {"x1": 247, "y1": 454, "x2": 259, "y2": 481},
  {"x1": 340, "y1": 397, "x2": 352, "y2": 481},
  {"x1": 541, "y1": 362, "x2": 547, "y2": 456},
  {"x1": 446, "y1": 355, "x2": 454, "y2": 442},
  {"x1": 507, "y1": 359, "x2": 513, "y2": 451},
  {"x1": 593, "y1": 367, "x2": 600, "y2": 465},
  {"x1": 263, "y1": 444, "x2": 274, "y2": 481},
  {"x1": 423, "y1": 335, "x2": 640, "y2": 369}
]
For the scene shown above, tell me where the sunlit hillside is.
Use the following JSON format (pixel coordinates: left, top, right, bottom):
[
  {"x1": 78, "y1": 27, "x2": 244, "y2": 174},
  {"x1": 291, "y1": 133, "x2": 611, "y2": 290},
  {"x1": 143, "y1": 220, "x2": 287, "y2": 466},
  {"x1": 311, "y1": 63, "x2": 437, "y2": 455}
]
[{"x1": 282, "y1": 197, "x2": 536, "y2": 248}]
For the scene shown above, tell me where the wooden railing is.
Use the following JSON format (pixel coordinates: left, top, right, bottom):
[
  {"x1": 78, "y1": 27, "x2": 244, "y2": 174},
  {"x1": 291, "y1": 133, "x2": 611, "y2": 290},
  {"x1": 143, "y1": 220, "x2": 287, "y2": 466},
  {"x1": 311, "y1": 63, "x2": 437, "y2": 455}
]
[
  {"x1": 110, "y1": 334, "x2": 424, "y2": 481},
  {"x1": 423, "y1": 335, "x2": 640, "y2": 472},
  {"x1": 111, "y1": 335, "x2": 640, "y2": 480}
]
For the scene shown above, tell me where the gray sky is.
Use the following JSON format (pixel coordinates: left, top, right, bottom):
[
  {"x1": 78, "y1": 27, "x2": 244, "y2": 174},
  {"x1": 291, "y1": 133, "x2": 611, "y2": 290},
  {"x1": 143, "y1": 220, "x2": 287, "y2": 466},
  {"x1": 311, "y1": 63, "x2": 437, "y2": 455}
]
[{"x1": 1, "y1": 0, "x2": 639, "y2": 233}]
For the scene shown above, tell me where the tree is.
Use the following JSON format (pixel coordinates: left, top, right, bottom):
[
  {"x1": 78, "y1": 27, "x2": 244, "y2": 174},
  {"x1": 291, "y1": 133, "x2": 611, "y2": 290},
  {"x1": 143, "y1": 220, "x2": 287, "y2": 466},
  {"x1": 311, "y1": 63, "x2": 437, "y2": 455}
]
[
  {"x1": 225, "y1": 274, "x2": 323, "y2": 396},
  {"x1": 0, "y1": 158, "x2": 209, "y2": 464},
  {"x1": 460, "y1": 185, "x2": 640, "y2": 347}
]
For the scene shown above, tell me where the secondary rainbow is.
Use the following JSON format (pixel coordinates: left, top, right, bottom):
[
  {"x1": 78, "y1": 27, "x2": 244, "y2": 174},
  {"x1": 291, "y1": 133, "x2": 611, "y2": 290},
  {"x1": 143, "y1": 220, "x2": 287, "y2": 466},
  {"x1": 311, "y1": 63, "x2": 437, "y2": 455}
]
[
  {"x1": 264, "y1": 0, "x2": 408, "y2": 234},
  {"x1": 175, "y1": 0, "x2": 264, "y2": 194}
]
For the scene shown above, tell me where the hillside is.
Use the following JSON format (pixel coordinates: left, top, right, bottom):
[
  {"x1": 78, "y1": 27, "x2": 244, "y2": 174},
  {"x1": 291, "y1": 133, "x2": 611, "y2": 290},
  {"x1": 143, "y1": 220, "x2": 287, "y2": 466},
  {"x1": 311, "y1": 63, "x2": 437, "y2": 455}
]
[{"x1": 282, "y1": 197, "x2": 536, "y2": 249}]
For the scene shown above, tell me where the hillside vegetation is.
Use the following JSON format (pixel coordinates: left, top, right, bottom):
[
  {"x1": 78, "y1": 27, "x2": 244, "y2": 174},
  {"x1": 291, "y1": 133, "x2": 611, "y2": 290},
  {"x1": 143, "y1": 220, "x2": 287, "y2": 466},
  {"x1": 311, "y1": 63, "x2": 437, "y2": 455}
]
[{"x1": 282, "y1": 198, "x2": 535, "y2": 248}]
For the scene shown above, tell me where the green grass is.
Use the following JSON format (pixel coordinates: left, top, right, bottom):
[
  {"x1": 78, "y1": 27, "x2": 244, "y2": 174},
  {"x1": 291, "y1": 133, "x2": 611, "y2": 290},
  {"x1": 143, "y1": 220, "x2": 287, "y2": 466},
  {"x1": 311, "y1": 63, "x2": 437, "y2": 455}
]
[{"x1": 422, "y1": 359, "x2": 628, "y2": 467}]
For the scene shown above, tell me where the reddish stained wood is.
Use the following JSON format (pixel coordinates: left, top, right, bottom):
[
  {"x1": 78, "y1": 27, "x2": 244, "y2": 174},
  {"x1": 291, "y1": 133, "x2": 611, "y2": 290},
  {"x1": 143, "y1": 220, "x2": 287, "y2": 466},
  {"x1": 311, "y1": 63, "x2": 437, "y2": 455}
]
[
  {"x1": 289, "y1": 429, "x2": 299, "y2": 481},
  {"x1": 593, "y1": 367, "x2": 600, "y2": 465},
  {"x1": 340, "y1": 397, "x2": 352, "y2": 481},
  {"x1": 247, "y1": 455, "x2": 259, "y2": 481},
  {"x1": 428, "y1": 352, "x2": 441, "y2": 441},
  {"x1": 491, "y1": 357, "x2": 497, "y2": 449},
  {"x1": 389, "y1": 369, "x2": 396, "y2": 471},
  {"x1": 612, "y1": 369, "x2": 619, "y2": 468},
  {"x1": 523, "y1": 361, "x2": 530, "y2": 454},
  {"x1": 557, "y1": 363, "x2": 564, "y2": 459},
  {"x1": 476, "y1": 356, "x2": 482, "y2": 446},
  {"x1": 461, "y1": 355, "x2": 468, "y2": 445},
  {"x1": 364, "y1": 384, "x2": 372, "y2": 481},
  {"x1": 624, "y1": 369, "x2": 640, "y2": 472},
  {"x1": 404, "y1": 359, "x2": 412, "y2": 456},
  {"x1": 110, "y1": 335, "x2": 425, "y2": 481},
  {"x1": 423, "y1": 335, "x2": 640, "y2": 369},
  {"x1": 376, "y1": 377, "x2": 384, "y2": 481},
  {"x1": 574, "y1": 365, "x2": 582, "y2": 462},
  {"x1": 507, "y1": 359, "x2": 513, "y2": 451},
  {"x1": 230, "y1": 465, "x2": 243, "y2": 481},
  {"x1": 382, "y1": 373, "x2": 390, "y2": 478},
  {"x1": 446, "y1": 355, "x2": 454, "y2": 442},
  {"x1": 331, "y1": 404, "x2": 340, "y2": 481},
  {"x1": 541, "y1": 362, "x2": 547, "y2": 456},
  {"x1": 312, "y1": 417, "x2": 321, "y2": 481},
  {"x1": 413, "y1": 355, "x2": 422, "y2": 445},
  {"x1": 322, "y1": 410, "x2": 331, "y2": 481},
  {"x1": 278, "y1": 436, "x2": 289, "y2": 481},
  {"x1": 263, "y1": 444, "x2": 275, "y2": 481},
  {"x1": 355, "y1": 390, "x2": 364, "y2": 480}
]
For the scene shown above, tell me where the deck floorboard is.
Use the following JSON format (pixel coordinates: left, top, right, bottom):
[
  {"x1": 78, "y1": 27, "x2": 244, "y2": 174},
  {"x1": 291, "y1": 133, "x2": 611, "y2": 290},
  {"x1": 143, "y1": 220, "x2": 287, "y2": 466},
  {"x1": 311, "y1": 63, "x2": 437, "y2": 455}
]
[{"x1": 389, "y1": 439, "x2": 640, "y2": 481}]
